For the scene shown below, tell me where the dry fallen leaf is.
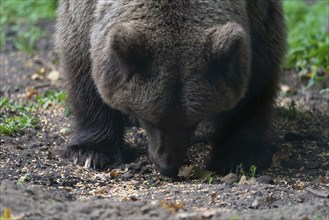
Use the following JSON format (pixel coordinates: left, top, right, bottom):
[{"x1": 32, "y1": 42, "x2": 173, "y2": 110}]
[
  {"x1": 109, "y1": 169, "x2": 126, "y2": 177},
  {"x1": 0, "y1": 208, "x2": 21, "y2": 220},
  {"x1": 178, "y1": 165, "x2": 194, "y2": 178},
  {"x1": 25, "y1": 87, "x2": 37, "y2": 99},
  {"x1": 91, "y1": 187, "x2": 108, "y2": 196},
  {"x1": 160, "y1": 199, "x2": 185, "y2": 213},
  {"x1": 1, "y1": 208, "x2": 11, "y2": 219},
  {"x1": 47, "y1": 69, "x2": 60, "y2": 81},
  {"x1": 209, "y1": 191, "x2": 217, "y2": 204},
  {"x1": 39, "y1": 67, "x2": 46, "y2": 76},
  {"x1": 271, "y1": 146, "x2": 292, "y2": 168},
  {"x1": 25, "y1": 60, "x2": 33, "y2": 68},
  {"x1": 294, "y1": 180, "x2": 306, "y2": 190},
  {"x1": 319, "y1": 176, "x2": 326, "y2": 184},
  {"x1": 280, "y1": 84, "x2": 296, "y2": 95},
  {"x1": 31, "y1": 73, "x2": 43, "y2": 80},
  {"x1": 31, "y1": 67, "x2": 47, "y2": 80}
]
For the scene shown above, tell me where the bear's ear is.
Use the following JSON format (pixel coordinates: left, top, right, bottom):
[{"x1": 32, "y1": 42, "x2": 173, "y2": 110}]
[
  {"x1": 206, "y1": 22, "x2": 246, "y2": 65},
  {"x1": 109, "y1": 23, "x2": 150, "y2": 74}
]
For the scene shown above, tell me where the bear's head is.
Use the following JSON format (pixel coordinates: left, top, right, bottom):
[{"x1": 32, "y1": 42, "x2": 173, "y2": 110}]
[{"x1": 91, "y1": 21, "x2": 251, "y2": 176}]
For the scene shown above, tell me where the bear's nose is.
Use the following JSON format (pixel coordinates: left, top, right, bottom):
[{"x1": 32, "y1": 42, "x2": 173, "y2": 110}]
[{"x1": 157, "y1": 165, "x2": 179, "y2": 177}]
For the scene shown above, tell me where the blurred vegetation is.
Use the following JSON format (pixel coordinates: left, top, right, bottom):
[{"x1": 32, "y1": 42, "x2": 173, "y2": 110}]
[
  {"x1": 283, "y1": 1, "x2": 329, "y2": 90},
  {"x1": 0, "y1": 0, "x2": 58, "y2": 53},
  {"x1": 0, "y1": 0, "x2": 328, "y2": 89},
  {"x1": 0, "y1": 1, "x2": 327, "y2": 136}
]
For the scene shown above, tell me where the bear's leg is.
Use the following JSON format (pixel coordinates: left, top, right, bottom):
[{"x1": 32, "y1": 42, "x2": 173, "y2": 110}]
[
  {"x1": 60, "y1": 51, "x2": 132, "y2": 169},
  {"x1": 208, "y1": 113, "x2": 273, "y2": 174},
  {"x1": 208, "y1": 90, "x2": 273, "y2": 174},
  {"x1": 208, "y1": 1, "x2": 286, "y2": 175},
  {"x1": 63, "y1": 101, "x2": 131, "y2": 169},
  {"x1": 57, "y1": 1, "x2": 133, "y2": 169}
]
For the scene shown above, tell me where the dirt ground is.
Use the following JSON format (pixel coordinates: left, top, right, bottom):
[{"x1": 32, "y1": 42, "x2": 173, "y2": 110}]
[{"x1": 0, "y1": 22, "x2": 328, "y2": 220}]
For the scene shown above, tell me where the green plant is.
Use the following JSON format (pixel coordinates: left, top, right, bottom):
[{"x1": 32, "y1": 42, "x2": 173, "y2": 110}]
[
  {"x1": 284, "y1": 1, "x2": 329, "y2": 90},
  {"x1": 0, "y1": 90, "x2": 67, "y2": 136},
  {"x1": 0, "y1": 98, "x2": 38, "y2": 136},
  {"x1": 279, "y1": 100, "x2": 298, "y2": 120},
  {"x1": 0, "y1": 0, "x2": 58, "y2": 52},
  {"x1": 15, "y1": 26, "x2": 47, "y2": 53},
  {"x1": 249, "y1": 165, "x2": 257, "y2": 178},
  {"x1": 194, "y1": 167, "x2": 214, "y2": 184},
  {"x1": 238, "y1": 163, "x2": 257, "y2": 178},
  {"x1": 36, "y1": 90, "x2": 67, "y2": 109},
  {"x1": 314, "y1": 215, "x2": 321, "y2": 220},
  {"x1": 228, "y1": 216, "x2": 240, "y2": 220},
  {"x1": 287, "y1": 100, "x2": 298, "y2": 119}
]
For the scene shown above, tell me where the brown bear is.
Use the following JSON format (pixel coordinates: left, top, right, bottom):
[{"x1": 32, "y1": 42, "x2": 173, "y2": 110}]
[{"x1": 56, "y1": 0, "x2": 286, "y2": 177}]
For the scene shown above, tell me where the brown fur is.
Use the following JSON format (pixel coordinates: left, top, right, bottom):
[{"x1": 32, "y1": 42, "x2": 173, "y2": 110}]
[{"x1": 56, "y1": 0, "x2": 286, "y2": 176}]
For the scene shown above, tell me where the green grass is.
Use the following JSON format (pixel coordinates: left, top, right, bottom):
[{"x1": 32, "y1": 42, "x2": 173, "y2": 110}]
[
  {"x1": 284, "y1": 1, "x2": 329, "y2": 90},
  {"x1": 0, "y1": 90, "x2": 67, "y2": 136},
  {"x1": 0, "y1": 0, "x2": 58, "y2": 52}
]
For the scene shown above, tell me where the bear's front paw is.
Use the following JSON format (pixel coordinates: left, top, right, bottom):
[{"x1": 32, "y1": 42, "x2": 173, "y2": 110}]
[{"x1": 63, "y1": 143, "x2": 124, "y2": 169}]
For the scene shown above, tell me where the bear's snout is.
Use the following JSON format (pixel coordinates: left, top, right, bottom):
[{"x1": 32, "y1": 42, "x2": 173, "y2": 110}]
[{"x1": 141, "y1": 120, "x2": 193, "y2": 177}]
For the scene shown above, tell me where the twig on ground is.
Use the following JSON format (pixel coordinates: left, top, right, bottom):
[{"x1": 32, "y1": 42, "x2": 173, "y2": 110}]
[{"x1": 306, "y1": 187, "x2": 329, "y2": 198}]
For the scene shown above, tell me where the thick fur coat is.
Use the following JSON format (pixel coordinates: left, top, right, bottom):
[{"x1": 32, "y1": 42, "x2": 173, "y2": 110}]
[{"x1": 57, "y1": 0, "x2": 286, "y2": 176}]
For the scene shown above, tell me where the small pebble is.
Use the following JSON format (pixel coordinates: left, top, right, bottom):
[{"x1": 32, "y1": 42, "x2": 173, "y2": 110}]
[
  {"x1": 251, "y1": 199, "x2": 259, "y2": 209},
  {"x1": 248, "y1": 177, "x2": 257, "y2": 184},
  {"x1": 121, "y1": 171, "x2": 133, "y2": 179},
  {"x1": 239, "y1": 175, "x2": 247, "y2": 184},
  {"x1": 257, "y1": 175, "x2": 274, "y2": 184},
  {"x1": 222, "y1": 173, "x2": 238, "y2": 185},
  {"x1": 27, "y1": 141, "x2": 42, "y2": 149}
]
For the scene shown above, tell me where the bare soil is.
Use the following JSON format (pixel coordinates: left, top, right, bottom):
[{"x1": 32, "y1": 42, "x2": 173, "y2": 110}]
[{"x1": 0, "y1": 22, "x2": 328, "y2": 220}]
